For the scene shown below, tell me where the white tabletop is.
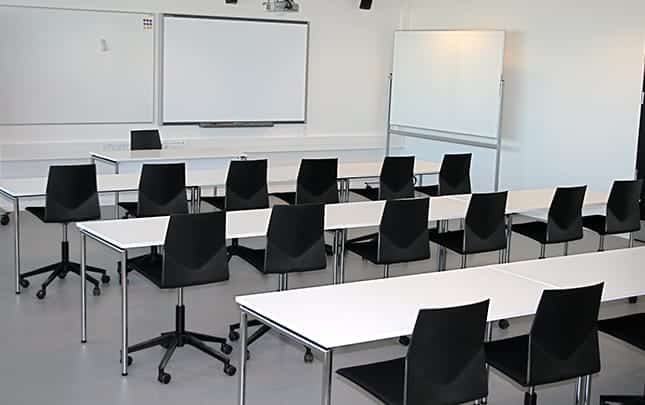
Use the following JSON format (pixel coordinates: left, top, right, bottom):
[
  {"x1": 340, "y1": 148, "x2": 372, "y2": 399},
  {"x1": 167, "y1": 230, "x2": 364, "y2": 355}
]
[
  {"x1": 76, "y1": 197, "x2": 468, "y2": 249},
  {"x1": 90, "y1": 148, "x2": 245, "y2": 164},
  {"x1": 493, "y1": 246, "x2": 645, "y2": 302},
  {"x1": 451, "y1": 188, "x2": 608, "y2": 214},
  {"x1": 236, "y1": 267, "x2": 552, "y2": 349}
]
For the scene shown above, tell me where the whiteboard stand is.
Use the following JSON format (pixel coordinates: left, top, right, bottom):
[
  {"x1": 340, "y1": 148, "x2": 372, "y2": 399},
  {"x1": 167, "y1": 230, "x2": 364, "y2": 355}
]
[{"x1": 385, "y1": 78, "x2": 505, "y2": 191}]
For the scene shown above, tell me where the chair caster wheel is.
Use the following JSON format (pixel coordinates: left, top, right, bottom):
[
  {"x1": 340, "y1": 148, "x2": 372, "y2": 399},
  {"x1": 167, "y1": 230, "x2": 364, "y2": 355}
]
[
  {"x1": 304, "y1": 348, "x2": 314, "y2": 363},
  {"x1": 20, "y1": 278, "x2": 30, "y2": 288},
  {"x1": 58, "y1": 272, "x2": 67, "y2": 279},
  {"x1": 498, "y1": 319, "x2": 510, "y2": 329},
  {"x1": 229, "y1": 330, "x2": 240, "y2": 342},
  {"x1": 120, "y1": 355, "x2": 133, "y2": 366},
  {"x1": 224, "y1": 364, "x2": 236, "y2": 376},
  {"x1": 92, "y1": 287, "x2": 101, "y2": 297},
  {"x1": 158, "y1": 371, "x2": 171, "y2": 384},
  {"x1": 629, "y1": 296, "x2": 638, "y2": 304},
  {"x1": 221, "y1": 343, "x2": 233, "y2": 355},
  {"x1": 36, "y1": 289, "x2": 46, "y2": 299},
  {"x1": 101, "y1": 274, "x2": 110, "y2": 284},
  {"x1": 399, "y1": 336, "x2": 410, "y2": 346},
  {"x1": 0, "y1": 213, "x2": 9, "y2": 226}
]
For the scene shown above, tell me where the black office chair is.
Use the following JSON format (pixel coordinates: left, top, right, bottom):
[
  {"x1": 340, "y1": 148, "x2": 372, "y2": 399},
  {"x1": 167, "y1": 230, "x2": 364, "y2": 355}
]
[
  {"x1": 21, "y1": 164, "x2": 108, "y2": 299},
  {"x1": 584, "y1": 180, "x2": 642, "y2": 251},
  {"x1": 428, "y1": 192, "x2": 508, "y2": 270},
  {"x1": 416, "y1": 153, "x2": 472, "y2": 197},
  {"x1": 351, "y1": 156, "x2": 416, "y2": 201},
  {"x1": 346, "y1": 198, "x2": 430, "y2": 278},
  {"x1": 202, "y1": 159, "x2": 269, "y2": 263},
  {"x1": 486, "y1": 283, "x2": 604, "y2": 405},
  {"x1": 337, "y1": 300, "x2": 490, "y2": 405},
  {"x1": 130, "y1": 129, "x2": 162, "y2": 150},
  {"x1": 118, "y1": 163, "x2": 188, "y2": 219},
  {"x1": 599, "y1": 313, "x2": 645, "y2": 404},
  {"x1": 228, "y1": 204, "x2": 327, "y2": 363},
  {"x1": 126, "y1": 212, "x2": 236, "y2": 384},
  {"x1": 117, "y1": 164, "x2": 189, "y2": 283},
  {"x1": 512, "y1": 186, "x2": 587, "y2": 258},
  {"x1": 272, "y1": 158, "x2": 339, "y2": 205}
]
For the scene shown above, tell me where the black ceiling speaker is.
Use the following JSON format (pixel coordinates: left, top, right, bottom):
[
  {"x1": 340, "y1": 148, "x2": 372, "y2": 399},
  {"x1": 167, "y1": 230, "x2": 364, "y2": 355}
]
[{"x1": 360, "y1": 0, "x2": 372, "y2": 10}]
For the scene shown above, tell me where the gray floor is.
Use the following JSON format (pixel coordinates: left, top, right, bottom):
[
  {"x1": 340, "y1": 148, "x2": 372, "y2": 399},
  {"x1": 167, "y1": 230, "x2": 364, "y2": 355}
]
[{"x1": 1, "y1": 205, "x2": 644, "y2": 405}]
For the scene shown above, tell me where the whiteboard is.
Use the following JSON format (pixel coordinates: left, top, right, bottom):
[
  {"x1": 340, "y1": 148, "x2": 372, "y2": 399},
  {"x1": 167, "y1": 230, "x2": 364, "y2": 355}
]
[
  {"x1": 162, "y1": 15, "x2": 308, "y2": 124},
  {"x1": 390, "y1": 30, "x2": 505, "y2": 139},
  {"x1": 0, "y1": 7, "x2": 154, "y2": 125}
]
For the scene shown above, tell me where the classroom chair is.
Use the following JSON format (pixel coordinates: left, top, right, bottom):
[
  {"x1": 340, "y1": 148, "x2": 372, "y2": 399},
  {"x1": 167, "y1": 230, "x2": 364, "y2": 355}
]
[
  {"x1": 345, "y1": 197, "x2": 430, "y2": 279},
  {"x1": 486, "y1": 283, "x2": 603, "y2": 405},
  {"x1": 117, "y1": 163, "x2": 189, "y2": 283},
  {"x1": 598, "y1": 313, "x2": 645, "y2": 404},
  {"x1": 416, "y1": 153, "x2": 472, "y2": 197},
  {"x1": 511, "y1": 185, "x2": 587, "y2": 258},
  {"x1": 350, "y1": 155, "x2": 416, "y2": 201},
  {"x1": 337, "y1": 300, "x2": 490, "y2": 405},
  {"x1": 126, "y1": 212, "x2": 236, "y2": 384},
  {"x1": 202, "y1": 159, "x2": 270, "y2": 263},
  {"x1": 228, "y1": 204, "x2": 327, "y2": 363},
  {"x1": 428, "y1": 192, "x2": 508, "y2": 270},
  {"x1": 21, "y1": 164, "x2": 109, "y2": 299},
  {"x1": 130, "y1": 129, "x2": 162, "y2": 150},
  {"x1": 583, "y1": 179, "x2": 642, "y2": 251}
]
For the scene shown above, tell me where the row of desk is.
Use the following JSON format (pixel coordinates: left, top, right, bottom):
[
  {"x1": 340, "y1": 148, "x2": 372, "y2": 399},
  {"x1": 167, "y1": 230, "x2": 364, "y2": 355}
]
[
  {"x1": 75, "y1": 187, "x2": 609, "y2": 378},
  {"x1": 0, "y1": 159, "x2": 441, "y2": 295},
  {"x1": 236, "y1": 246, "x2": 645, "y2": 405}
]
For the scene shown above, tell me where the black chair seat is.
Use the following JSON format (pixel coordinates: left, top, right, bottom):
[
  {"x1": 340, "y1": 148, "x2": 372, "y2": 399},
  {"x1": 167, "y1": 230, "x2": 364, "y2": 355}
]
[
  {"x1": 337, "y1": 358, "x2": 405, "y2": 405},
  {"x1": 202, "y1": 196, "x2": 226, "y2": 211},
  {"x1": 118, "y1": 202, "x2": 138, "y2": 217},
  {"x1": 428, "y1": 229, "x2": 467, "y2": 254},
  {"x1": 351, "y1": 186, "x2": 380, "y2": 201},
  {"x1": 485, "y1": 335, "x2": 530, "y2": 386},
  {"x1": 583, "y1": 215, "x2": 608, "y2": 235},
  {"x1": 599, "y1": 313, "x2": 645, "y2": 350},
  {"x1": 512, "y1": 221, "x2": 549, "y2": 244},
  {"x1": 25, "y1": 206, "x2": 47, "y2": 222},
  {"x1": 345, "y1": 236, "x2": 379, "y2": 263},
  {"x1": 128, "y1": 254, "x2": 164, "y2": 288},
  {"x1": 415, "y1": 184, "x2": 439, "y2": 197},
  {"x1": 271, "y1": 192, "x2": 296, "y2": 205}
]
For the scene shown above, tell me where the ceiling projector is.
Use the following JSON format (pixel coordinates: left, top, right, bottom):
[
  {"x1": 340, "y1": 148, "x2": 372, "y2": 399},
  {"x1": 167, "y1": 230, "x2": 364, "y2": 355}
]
[{"x1": 264, "y1": 0, "x2": 299, "y2": 12}]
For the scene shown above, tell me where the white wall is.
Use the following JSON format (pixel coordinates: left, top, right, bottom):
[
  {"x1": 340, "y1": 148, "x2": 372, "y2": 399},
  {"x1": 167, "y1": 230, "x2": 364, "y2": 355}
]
[
  {"x1": 402, "y1": 0, "x2": 645, "y2": 192},
  {"x1": 0, "y1": 0, "x2": 403, "y2": 177}
]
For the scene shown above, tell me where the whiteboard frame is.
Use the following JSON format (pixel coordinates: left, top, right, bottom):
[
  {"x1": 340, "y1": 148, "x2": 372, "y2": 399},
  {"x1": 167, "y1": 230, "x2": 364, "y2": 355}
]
[
  {"x1": 0, "y1": 5, "x2": 156, "y2": 126},
  {"x1": 386, "y1": 29, "x2": 505, "y2": 191},
  {"x1": 160, "y1": 13, "x2": 310, "y2": 126}
]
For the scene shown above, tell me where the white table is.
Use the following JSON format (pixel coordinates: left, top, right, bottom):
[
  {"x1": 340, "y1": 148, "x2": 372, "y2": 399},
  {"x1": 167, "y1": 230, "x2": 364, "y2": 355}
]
[
  {"x1": 90, "y1": 148, "x2": 245, "y2": 173},
  {"x1": 236, "y1": 247, "x2": 645, "y2": 405},
  {"x1": 75, "y1": 196, "x2": 465, "y2": 376}
]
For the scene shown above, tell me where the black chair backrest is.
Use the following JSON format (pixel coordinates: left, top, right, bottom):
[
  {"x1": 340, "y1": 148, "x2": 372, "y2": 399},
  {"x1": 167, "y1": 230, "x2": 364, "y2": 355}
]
[
  {"x1": 225, "y1": 160, "x2": 269, "y2": 211},
  {"x1": 378, "y1": 198, "x2": 430, "y2": 264},
  {"x1": 547, "y1": 186, "x2": 587, "y2": 243},
  {"x1": 45, "y1": 164, "x2": 100, "y2": 223},
  {"x1": 264, "y1": 204, "x2": 326, "y2": 274},
  {"x1": 161, "y1": 213, "x2": 229, "y2": 289},
  {"x1": 137, "y1": 163, "x2": 189, "y2": 217},
  {"x1": 379, "y1": 156, "x2": 415, "y2": 200},
  {"x1": 439, "y1": 153, "x2": 472, "y2": 196},
  {"x1": 464, "y1": 192, "x2": 508, "y2": 254},
  {"x1": 605, "y1": 179, "x2": 642, "y2": 234},
  {"x1": 406, "y1": 300, "x2": 490, "y2": 405},
  {"x1": 296, "y1": 158, "x2": 339, "y2": 205},
  {"x1": 528, "y1": 283, "x2": 603, "y2": 386},
  {"x1": 130, "y1": 129, "x2": 162, "y2": 150}
]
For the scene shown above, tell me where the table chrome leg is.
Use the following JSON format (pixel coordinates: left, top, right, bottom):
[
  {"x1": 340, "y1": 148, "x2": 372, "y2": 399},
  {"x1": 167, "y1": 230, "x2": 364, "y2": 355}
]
[
  {"x1": 121, "y1": 250, "x2": 129, "y2": 376},
  {"x1": 505, "y1": 215, "x2": 513, "y2": 263},
  {"x1": 583, "y1": 375, "x2": 592, "y2": 405},
  {"x1": 629, "y1": 232, "x2": 634, "y2": 248},
  {"x1": 564, "y1": 242, "x2": 569, "y2": 256},
  {"x1": 574, "y1": 376, "x2": 583, "y2": 405},
  {"x1": 332, "y1": 230, "x2": 339, "y2": 284},
  {"x1": 13, "y1": 198, "x2": 20, "y2": 294},
  {"x1": 114, "y1": 163, "x2": 120, "y2": 220},
  {"x1": 339, "y1": 229, "x2": 347, "y2": 283},
  {"x1": 81, "y1": 234, "x2": 87, "y2": 343},
  {"x1": 238, "y1": 310, "x2": 248, "y2": 405},
  {"x1": 196, "y1": 187, "x2": 202, "y2": 213},
  {"x1": 321, "y1": 349, "x2": 333, "y2": 405}
]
